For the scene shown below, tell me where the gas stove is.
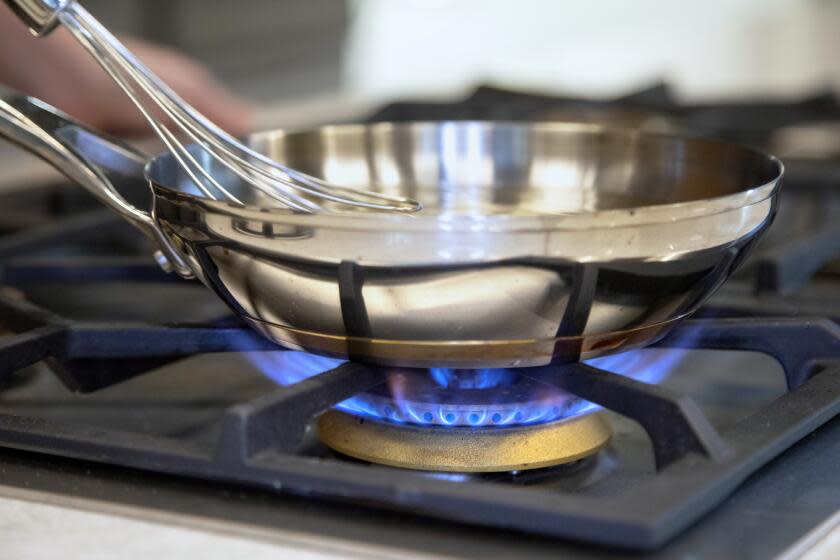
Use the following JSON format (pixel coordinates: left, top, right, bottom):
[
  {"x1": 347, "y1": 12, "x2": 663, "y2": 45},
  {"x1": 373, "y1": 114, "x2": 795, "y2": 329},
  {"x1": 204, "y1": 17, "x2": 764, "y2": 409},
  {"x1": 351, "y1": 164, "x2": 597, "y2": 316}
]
[{"x1": 1, "y1": 85, "x2": 840, "y2": 558}]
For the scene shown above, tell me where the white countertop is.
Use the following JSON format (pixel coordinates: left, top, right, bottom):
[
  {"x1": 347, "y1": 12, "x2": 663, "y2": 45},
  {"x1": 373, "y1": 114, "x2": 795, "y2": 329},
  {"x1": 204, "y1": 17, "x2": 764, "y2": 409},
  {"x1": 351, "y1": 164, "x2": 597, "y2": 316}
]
[
  {"x1": 780, "y1": 511, "x2": 840, "y2": 560},
  {"x1": 0, "y1": 484, "x2": 440, "y2": 560},
  {"x1": 2, "y1": 479, "x2": 836, "y2": 560}
]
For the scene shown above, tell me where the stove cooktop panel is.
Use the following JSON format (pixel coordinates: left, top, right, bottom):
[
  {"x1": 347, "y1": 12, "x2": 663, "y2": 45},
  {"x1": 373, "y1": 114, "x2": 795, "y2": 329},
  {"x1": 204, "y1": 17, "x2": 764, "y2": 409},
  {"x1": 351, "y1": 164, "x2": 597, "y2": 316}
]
[{"x1": 1, "y1": 85, "x2": 840, "y2": 556}]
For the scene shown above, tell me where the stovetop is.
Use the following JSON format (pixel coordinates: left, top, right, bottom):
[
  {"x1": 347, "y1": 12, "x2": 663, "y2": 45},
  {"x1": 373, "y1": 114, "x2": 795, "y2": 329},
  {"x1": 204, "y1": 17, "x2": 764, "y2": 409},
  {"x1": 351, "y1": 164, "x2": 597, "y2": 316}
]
[{"x1": 1, "y1": 85, "x2": 840, "y2": 558}]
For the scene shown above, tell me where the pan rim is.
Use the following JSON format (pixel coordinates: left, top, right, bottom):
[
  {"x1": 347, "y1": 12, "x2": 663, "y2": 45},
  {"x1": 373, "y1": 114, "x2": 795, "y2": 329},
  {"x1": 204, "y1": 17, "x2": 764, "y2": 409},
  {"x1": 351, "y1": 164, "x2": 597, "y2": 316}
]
[{"x1": 146, "y1": 121, "x2": 784, "y2": 233}]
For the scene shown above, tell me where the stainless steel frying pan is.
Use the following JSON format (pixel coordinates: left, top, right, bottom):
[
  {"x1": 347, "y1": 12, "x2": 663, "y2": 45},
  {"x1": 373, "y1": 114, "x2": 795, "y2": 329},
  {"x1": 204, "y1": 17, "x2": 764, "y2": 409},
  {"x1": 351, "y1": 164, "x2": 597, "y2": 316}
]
[{"x1": 0, "y1": 94, "x2": 783, "y2": 368}]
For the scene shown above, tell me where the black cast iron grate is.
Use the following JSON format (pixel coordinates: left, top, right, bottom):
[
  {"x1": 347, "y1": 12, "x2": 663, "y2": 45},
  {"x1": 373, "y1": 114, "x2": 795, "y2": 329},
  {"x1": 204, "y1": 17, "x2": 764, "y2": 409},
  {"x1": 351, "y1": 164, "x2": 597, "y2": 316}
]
[{"x1": 1, "y1": 278, "x2": 840, "y2": 549}]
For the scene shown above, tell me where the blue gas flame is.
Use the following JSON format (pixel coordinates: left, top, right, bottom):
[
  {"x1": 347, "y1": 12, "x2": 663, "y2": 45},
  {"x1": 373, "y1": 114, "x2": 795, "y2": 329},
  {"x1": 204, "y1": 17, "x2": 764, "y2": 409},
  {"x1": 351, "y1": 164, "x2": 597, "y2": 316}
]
[
  {"x1": 428, "y1": 368, "x2": 518, "y2": 389},
  {"x1": 246, "y1": 332, "x2": 696, "y2": 429}
]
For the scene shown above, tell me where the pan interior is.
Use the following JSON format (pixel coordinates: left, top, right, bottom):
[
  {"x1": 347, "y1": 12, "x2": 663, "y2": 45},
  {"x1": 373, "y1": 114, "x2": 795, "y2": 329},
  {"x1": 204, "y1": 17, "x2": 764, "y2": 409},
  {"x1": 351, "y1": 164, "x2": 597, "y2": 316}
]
[{"x1": 147, "y1": 121, "x2": 780, "y2": 216}]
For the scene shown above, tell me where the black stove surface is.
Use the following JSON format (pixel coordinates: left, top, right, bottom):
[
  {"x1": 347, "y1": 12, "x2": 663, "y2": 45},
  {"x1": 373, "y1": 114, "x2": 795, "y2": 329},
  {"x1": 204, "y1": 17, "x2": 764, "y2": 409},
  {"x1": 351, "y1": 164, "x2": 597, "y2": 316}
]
[
  {"x1": 1, "y1": 411, "x2": 838, "y2": 560},
  {"x1": 1, "y1": 85, "x2": 840, "y2": 558}
]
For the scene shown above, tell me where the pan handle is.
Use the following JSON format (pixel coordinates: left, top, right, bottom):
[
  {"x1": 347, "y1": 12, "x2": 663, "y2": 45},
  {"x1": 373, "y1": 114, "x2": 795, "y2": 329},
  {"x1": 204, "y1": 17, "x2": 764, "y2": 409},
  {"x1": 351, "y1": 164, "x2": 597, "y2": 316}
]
[{"x1": 0, "y1": 93, "x2": 193, "y2": 277}]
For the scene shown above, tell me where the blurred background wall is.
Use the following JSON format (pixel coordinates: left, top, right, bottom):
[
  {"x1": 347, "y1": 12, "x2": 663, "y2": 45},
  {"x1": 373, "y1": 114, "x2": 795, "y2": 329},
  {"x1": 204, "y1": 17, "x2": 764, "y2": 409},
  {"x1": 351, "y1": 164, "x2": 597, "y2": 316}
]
[
  {"x1": 82, "y1": 0, "x2": 350, "y2": 100},
  {"x1": 75, "y1": 0, "x2": 840, "y2": 103},
  {"x1": 344, "y1": 0, "x2": 840, "y2": 101}
]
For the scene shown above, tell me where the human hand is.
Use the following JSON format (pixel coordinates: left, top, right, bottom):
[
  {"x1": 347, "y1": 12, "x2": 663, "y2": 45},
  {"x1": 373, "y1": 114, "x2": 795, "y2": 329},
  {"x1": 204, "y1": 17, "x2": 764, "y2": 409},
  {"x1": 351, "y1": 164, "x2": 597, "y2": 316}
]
[{"x1": 0, "y1": 11, "x2": 253, "y2": 136}]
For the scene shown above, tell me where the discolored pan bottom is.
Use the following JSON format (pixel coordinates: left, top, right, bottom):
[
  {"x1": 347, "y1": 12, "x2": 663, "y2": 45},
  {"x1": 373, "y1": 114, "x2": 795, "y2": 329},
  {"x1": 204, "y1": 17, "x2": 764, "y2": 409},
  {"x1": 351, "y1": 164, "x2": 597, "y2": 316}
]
[{"x1": 243, "y1": 314, "x2": 686, "y2": 368}]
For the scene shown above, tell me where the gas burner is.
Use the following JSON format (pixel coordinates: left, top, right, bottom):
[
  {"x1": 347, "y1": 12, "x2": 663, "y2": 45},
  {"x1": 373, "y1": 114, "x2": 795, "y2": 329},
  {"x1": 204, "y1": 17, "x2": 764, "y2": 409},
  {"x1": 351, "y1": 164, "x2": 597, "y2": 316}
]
[
  {"x1": 315, "y1": 366, "x2": 611, "y2": 471},
  {"x1": 252, "y1": 352, "x2": 615, "y2": 470},
  {"x1": 250, "y1": 348, "x2": 690, "y2": 471},
  {"x1": 317, "y1": 409, "x2": 611, "y2": 472}
]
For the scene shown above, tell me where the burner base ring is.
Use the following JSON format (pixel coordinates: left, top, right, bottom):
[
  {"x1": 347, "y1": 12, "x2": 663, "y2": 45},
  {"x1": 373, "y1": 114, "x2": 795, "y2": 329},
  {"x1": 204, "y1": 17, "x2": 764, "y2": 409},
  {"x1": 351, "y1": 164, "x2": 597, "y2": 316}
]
[{"x1": 317, "y1": 410, "x2": 612, "y2": 472}]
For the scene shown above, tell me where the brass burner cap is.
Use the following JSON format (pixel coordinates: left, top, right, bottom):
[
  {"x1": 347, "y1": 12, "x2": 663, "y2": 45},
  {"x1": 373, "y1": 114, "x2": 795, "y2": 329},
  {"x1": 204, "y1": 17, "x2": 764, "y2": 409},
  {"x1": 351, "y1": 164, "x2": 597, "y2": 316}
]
[{"x1": 317, "y1": 410, "x2": 611, "y2": 472}]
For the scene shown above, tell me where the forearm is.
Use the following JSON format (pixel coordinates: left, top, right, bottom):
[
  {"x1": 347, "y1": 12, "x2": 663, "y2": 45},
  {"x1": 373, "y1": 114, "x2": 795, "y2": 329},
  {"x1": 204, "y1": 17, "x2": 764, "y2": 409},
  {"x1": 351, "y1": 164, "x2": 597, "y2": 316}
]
[
  {"x1": 0, "y1": 6, "x2": 250, "y2": 134},
  {"x1": 0, "y1": 8, "x2": 76, "y2": 94},
  {"x1": 0, "y1": 9, "x2": 34, "y2": 90}
]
